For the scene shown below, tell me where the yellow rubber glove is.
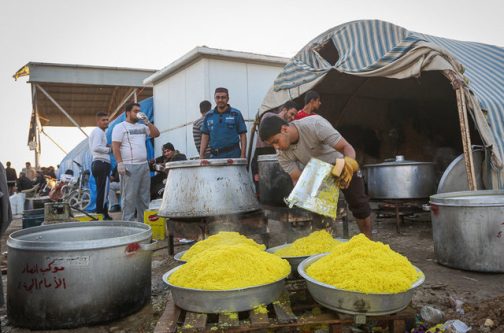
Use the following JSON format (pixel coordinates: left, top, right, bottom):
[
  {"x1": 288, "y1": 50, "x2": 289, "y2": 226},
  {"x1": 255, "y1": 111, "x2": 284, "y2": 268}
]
[
  {"x1": 339, "y1": 156, "x2": 359, "y2": 188},
  {"x1": 331, "y1": 158, "x2": 345, "y2": 178}
]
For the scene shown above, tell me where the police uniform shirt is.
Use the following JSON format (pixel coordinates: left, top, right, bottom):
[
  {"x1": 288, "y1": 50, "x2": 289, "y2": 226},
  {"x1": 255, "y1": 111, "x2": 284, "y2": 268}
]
[{"x1": 201, "y1": 106, "x2": 247, "y2": 149}]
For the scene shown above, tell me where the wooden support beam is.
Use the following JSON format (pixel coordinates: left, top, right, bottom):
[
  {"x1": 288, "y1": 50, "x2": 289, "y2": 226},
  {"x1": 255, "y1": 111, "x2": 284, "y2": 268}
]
[
  {"x1": 182, "y1": 312, "x2": 207, "y2": 332},
  {"x1": 456, "y1": 87, "x2": 477, "y2": 190},
  {"x1": 219, "y1": 312, "x2": 240, "y2": 327},
  {"x1": 444, "y1": 70, "x2": 477, "y2": 190},
  {"x1": 153, "y1": 296, "x2": 180, "y2": 333}
]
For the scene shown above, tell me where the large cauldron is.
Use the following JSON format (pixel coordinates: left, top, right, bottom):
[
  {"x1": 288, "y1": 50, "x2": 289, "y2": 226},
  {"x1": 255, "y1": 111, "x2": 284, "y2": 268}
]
[
  {"x1": 430, "y1": 190, "x2": 504, "y2": 272},
  {"x1": 7, "y1": 221, "x2": 155, "y2": 329},
  {"x1": 258, "y1": 154, "x2": 293, "y2": 206},
  {"x1": 363, "y1": 155, "x2": 436, "y2": 199},
  {"x1": 159, "y1": 158, "x2": 260, "y2": 218}
]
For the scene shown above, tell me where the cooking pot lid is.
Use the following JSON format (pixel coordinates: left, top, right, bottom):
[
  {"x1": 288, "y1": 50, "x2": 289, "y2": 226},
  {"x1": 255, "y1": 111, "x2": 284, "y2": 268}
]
[
  {"x1": 7, "y1": 221, "x2": 151, "y2": 251},
  {"x1": 258, "y1": 154, "x2": 278, "y2": 162},
  {"x1": 166, "y1": 158, "x2": 247, "y2": 169},
  {"x1": 430, "y1": 190, "x2": 504, "y2": 206},
  {"x1": 437, "y1": 148, "x2": 485, "y2": 194},
  {"x1": 364, "y1": 156, "x2": 434, "y2": 167}
]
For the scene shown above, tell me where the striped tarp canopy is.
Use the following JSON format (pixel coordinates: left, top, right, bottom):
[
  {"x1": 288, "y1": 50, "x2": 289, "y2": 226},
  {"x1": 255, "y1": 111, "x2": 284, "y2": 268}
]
[{"x1": 260, "y1": 19, "x2": 504, "y2": 186}]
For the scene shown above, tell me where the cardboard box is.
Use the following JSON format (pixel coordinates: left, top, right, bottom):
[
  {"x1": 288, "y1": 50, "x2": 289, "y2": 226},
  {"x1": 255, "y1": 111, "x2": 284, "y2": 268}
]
[{"x1": 144, "y1": 209, "x2": 166, "y2": 240}]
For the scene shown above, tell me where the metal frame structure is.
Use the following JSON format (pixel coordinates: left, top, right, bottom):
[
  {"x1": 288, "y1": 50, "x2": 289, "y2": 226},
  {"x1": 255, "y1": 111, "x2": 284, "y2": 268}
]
[{"x1": 14, "y1": 62, "x2": 156, "y2": 167}]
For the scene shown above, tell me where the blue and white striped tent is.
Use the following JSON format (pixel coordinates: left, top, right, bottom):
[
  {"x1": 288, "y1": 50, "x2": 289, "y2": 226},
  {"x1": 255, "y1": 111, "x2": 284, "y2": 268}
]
[{"x1": 259, "y1": 20, "x2": 504, "y2": 188}]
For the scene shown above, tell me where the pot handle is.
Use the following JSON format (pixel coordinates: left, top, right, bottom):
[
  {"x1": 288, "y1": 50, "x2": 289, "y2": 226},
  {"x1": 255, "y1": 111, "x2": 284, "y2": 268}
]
[
  {"x1": 125, "y1": 241, "x2": 159, "y2": 255},
  {"x1": 139, "y1": 240, "x2": 159, "y2": 252},
  {"x1": 422, "y1": 204, "x2": 431, "y2": 212}
]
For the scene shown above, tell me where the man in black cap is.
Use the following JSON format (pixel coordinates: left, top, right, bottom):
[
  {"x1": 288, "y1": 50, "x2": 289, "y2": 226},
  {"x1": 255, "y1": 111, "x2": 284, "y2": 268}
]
[
  {"x1": 154, "y1": 143, "x2": 187, "y2": 165},
  {"x1": 150, "y1": 143, "x2": 187, "y2": 199}
]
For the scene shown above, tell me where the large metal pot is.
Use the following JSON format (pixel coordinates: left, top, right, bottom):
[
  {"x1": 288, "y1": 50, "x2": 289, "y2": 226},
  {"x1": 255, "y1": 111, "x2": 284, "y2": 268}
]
[
  {"x1": 257, "y1": 154, "x2": 293, "y2": 206},
  {"x1": 364, "y1": 155, "x2": 436, "y2": 199},
  {"x1": 159, "y1": 158, "x2": 260, "y2": 218},
  {"x1": 7, "y1": 221, "x2": 155, "y2": 329},
  {"x1": 430, "y1": 190, "x2": 504, "y2": 272}
]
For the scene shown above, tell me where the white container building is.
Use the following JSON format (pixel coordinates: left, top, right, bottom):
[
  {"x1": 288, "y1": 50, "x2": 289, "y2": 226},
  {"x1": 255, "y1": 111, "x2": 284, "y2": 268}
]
[{"x1": 143, "y1": 46, "x2": 288, "y2": 158}]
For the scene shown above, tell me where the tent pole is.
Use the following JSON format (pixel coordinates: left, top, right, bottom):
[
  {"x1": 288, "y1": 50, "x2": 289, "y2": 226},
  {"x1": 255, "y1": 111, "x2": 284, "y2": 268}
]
[
  {"x1": 35, "y1": 84, "x2": 88, "y2": 138},
  {"x1": 35, "y1": 110, "x2": 42, "y2": 169},
  {"x1": 455, "y1": 87, "x2": 477, "y2": 190},
  {"x1": 31, "y1": 85, "x2": 41, "y2": 169},
  {"x1": 109, "y1": 88, "x2": 136, "y2": 119}
]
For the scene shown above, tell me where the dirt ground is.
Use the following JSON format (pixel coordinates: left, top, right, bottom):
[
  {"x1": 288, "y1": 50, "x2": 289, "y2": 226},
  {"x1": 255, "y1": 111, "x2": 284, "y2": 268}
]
[{"x1": 1, "y1": 208, "x2": 503, "y2": 332}]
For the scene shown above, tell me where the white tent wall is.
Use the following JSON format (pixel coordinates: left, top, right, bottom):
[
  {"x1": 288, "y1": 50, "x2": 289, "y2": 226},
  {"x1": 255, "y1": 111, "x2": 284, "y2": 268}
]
[{"x1": 151, "y1": 54, "x2": 286, "y2": 158}]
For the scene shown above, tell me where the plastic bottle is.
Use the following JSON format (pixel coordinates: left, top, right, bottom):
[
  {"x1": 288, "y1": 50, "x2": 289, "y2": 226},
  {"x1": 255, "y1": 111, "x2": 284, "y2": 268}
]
[{"x1": 420, "y1": 305, "x2": 445, "y2": 325}]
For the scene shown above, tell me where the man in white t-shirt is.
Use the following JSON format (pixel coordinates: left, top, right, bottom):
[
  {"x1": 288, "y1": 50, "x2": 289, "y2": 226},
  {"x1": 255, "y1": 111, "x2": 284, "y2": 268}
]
[{"x1": 111, "y1": 103, "x2": 160, "y2": 222}]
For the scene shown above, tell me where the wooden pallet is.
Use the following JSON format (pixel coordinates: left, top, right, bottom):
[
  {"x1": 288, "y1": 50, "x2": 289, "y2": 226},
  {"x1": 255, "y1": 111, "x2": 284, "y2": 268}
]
[{"x1": 154, "y1": 283, "x2": 416, "y2": 333}]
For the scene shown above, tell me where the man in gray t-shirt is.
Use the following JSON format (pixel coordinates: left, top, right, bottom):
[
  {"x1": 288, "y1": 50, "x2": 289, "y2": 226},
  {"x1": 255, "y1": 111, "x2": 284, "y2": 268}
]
[{"x1": 259, "y1": 115, "x2": 372, "y2": 238}]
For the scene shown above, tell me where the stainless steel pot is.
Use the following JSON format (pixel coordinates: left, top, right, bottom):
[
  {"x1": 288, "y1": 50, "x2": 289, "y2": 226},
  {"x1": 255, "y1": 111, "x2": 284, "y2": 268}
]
[
  {"x1": 257, "y1": 154, "x2": 293, "y2": 206},
  {"x1": 159, "y1": 158, "x2": 260, "y2": 218},
  {"x1": 430, "y1": 190, "x2": 504, "y2": 272},
  {"x1": 7, "y1": 221, "x2": 156, "y2": 329},
  {"x1": 364, "y1": 155, "x2": 436, "y2": 199}
]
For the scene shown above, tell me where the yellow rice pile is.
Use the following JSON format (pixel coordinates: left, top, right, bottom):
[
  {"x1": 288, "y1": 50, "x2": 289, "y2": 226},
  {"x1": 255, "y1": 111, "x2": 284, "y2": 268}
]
[
  {"x1": 181, "y1": 231, "x2": 266, "y2": 261},
  {"x1": 274, "y1": 230, "x2": 342, "y2": 257},
  {"x1": 306, "y1": 234, "x2": 421, "y2": 294},
  {"x1": 169, "y1": 244, "x2": 291, "y2": 290}
]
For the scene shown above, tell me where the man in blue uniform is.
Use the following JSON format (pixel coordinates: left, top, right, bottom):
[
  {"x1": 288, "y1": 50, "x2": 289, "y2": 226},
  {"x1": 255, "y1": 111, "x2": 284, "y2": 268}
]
[{"x1": 199, "y1": 87, "x2": 247, "y2": 159}]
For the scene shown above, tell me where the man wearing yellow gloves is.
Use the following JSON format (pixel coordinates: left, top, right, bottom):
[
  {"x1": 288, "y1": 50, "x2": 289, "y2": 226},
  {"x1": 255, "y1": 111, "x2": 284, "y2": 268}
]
[{"x1": 259, "y1": 115, "x2": 372, "y2": 238}]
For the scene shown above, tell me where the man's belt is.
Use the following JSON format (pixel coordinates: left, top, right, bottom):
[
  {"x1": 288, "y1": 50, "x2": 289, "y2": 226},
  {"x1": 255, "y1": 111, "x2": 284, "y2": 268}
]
[{"x1": 211, "y1": 144, "x2": 240, "y2": 156}]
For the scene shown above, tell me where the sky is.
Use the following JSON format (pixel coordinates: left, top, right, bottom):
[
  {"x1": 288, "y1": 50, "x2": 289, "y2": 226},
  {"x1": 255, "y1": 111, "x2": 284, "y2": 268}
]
[{"x1": 1, "y1": 0, "x2": 503, "y2": 172}]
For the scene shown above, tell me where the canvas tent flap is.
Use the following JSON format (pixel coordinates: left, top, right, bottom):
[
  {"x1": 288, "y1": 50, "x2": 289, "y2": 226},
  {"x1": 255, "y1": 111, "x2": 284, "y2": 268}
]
[{"x1": 259, "y1": 20, "x2": 504, "y2": 186}]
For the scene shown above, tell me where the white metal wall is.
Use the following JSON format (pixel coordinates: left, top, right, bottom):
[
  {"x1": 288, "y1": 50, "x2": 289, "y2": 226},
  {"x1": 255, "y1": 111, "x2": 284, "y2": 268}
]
[{"x1": 153, "y1": 58, "x2": 283, "y2": 159}]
